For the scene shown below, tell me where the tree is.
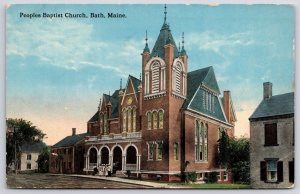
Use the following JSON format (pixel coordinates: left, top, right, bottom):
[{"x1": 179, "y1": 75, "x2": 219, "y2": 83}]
[
  {"x1": 6, "y1": 118, "x2": 46, "y2": 167},
  {"x1": 216, "y1": 130, "x2": 230, "y2": 168},
  {"x1": 216, "y1": 132, "x2": 250, "y2": 184},
  {"x1": 37, "y1": 147, "x2": 50, "y2": 173}
]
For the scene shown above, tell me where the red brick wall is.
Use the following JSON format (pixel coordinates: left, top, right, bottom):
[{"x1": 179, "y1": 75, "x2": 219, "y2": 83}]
[{"x1": 184, "y1": 113, "x2": 219, "y2": 171}]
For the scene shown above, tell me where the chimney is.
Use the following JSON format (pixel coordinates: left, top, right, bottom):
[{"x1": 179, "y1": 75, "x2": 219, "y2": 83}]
[
  {"x1": 223, "y1": 91, "x2": 231, "y2": 123},
  {"x1": 72, "y1": 128, "x2": 76, "y2": 136},
  {"x1": 263, "y1": 82, "x2": 272, "y2": 99}
]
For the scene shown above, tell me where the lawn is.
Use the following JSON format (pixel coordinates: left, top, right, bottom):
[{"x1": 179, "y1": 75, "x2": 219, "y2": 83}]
[{"x1": 169, "y1": 183, "x2": 250, "y2": 189}]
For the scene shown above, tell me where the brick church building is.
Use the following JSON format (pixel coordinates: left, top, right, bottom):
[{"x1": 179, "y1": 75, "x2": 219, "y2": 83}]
[{"x1": 50, "y1": 6, "x2": 237, "y2": 182}]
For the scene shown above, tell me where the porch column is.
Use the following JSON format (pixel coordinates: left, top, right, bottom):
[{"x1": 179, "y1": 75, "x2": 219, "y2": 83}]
[
  {"x1": 122, "y1": 155, "x2": 126, "y2": 171},
  {"x1": 109, "y1": 154, "x2": 113, "y2": 170},
  {"x1": 72, "y1": 147, "x2": 75, "y2": 173},
  {"x1": 87, "y1": 154, "x2": 90, "y2": 170},
  {"x1": 97, "y1": 154, "x2": 100, "y2": 167},
  {"x1": 84, "y1": 155, "x2": 87, "y2": 169},
  {"x1": 137, "y1": 155, "x2": 141, "y2": 171}
]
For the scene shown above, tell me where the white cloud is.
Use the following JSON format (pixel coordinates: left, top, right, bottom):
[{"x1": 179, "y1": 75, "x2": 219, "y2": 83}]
[
  {"x1": 6, "y1": 16, "x2": 143, "y2": 78},
  {"x1": 186, "y1": 31, "x2": 255, "y2": 54}
]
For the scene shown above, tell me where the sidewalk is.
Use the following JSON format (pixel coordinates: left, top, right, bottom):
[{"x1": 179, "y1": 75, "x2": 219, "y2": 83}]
[{"x1": 49, "y1": 173, "x2": 183, "y2": 188}]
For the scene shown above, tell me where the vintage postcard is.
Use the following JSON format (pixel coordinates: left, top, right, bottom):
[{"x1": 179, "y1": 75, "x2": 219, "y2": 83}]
[{"x1": 6, "y1": 4, "x2": 294, "y2": 189}]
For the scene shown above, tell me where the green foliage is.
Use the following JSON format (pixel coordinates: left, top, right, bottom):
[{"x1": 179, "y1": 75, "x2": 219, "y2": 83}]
[
  {"x1": 216, "y1": 132, "x2": 250, "y2": 184},
  {"x1": 6, "y1": 118, "x2": 46, "y2": 167},
  {"x1": 184, "y1": 172, "x2": 197, "y2": 183},
  {"x1": 231, "y1": 161, "x2": 250, "y2": 184},
  {"x1": 37, "y1": 147, "x2": 50, "y2": 173},
  {"x1": 204, "y1": 172, "x2": 218, "y2": 183},
  {"x1": 216, "y1": 131, "x2": 230, "y2": 168}
]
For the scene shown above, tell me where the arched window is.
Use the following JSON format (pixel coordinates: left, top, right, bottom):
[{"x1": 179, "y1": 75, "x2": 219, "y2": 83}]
[
  {"x1": 104, "y1": 113, "x2": 108, "y2": 134},
  {"x1": 172, "y1": 61, "x2": 186, "y2": 96},
  {"x1": 159, "y1": 110, "x2": 164, "y2": 129},
  {"x1": 100, "y1": 113, "x2": 103, "y2": 134},
  {"x1": 127, "y1": 108, "x2": 132, "y2": 132},
  {"x1": 132, "y1": 108, "x2": 136, "y2": 132},
  {"x1": 122, "y1": 110, "x2": 127, "y2": 132},
  {"x1": 204, "y1": 124, "x2": 208, "y2": 161},
  {"x1": 195, "y1": 121, "x2": 208, "y2": 162},
  {"x1": 151, "y1": 62, "x2": 160, "y2": 93},
  {"x1": 147, "y1": 112, "x2": 152, "y2": 130},
  {"x1": 153, "y1": 111, "x2": 158, "y2": 129},
  {"x1": 144, "y1": 58, "x2": 166, "y2": 96}
]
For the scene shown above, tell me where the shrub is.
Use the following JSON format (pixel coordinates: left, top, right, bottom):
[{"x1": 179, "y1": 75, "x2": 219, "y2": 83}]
[
  {"x1": 185, "y1": 171, "x2": 197, "y2": 183},
  {"x1": 204, "y1": 172, "x2": 218, "y2": 183}
]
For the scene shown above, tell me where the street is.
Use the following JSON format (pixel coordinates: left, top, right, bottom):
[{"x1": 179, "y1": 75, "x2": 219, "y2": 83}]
[{"x1": 6, "y1": 173, "x2": 151, "y2": 189}]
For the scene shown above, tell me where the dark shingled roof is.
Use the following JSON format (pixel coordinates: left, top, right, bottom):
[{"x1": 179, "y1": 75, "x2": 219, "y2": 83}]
[
  {"x1": 20, "y1": 141, "x2": 47, "y2": 153},
  {"x1": 183, "y1": 66, "x2": 219, "y2": 109},
  {"x1": 182, "y1": 66, "x2": 227, "y2": 123},
  {"x1": 189, "y1": 88, "x2": 227, "y2": 122},
  {"x1": 88, "y1": 110, "x2": 99, "y2": 122},
  {"x1": 150, "y1": 23, "x2": 179, "y2": 60},
  {"x1": 52, "y1": 133, "x2": 88, "y2": 148},
  {"x1": 129, "y1": 75, "x2": 141, "y2": 94},
  {"x1": 249, "y1": 92, "x2": 294, "y2": 120}
]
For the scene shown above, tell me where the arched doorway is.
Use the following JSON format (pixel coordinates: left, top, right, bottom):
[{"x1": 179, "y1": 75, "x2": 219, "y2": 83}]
[
  {"x1": 89, "y1": 147, "x2": 97, "y2": 169},
  {"x1": 126, "y1": 146, "x2": 137, "y2": 171},
  {"x1": 101, "y1": 147, "x2": 109, "y2": 165},
  {"x1": 113, "y1": 146, "x2": 122, "y2": 171}
]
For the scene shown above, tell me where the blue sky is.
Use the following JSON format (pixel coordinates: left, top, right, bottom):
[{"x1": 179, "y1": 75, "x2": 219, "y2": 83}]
[{"x1": 6, "y1": 4, "x2": 294, "y2": 145}]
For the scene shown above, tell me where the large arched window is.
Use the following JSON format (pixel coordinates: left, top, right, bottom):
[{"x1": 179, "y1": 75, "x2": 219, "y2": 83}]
[
  {"x1": 172, "y1": 60, "x2": 186, "y2": 96},
  {"x1": 127, "y1": 108, "x2": 132, "y2": 132},
  {"x1": 104, "y1": 113, "x2": 108, "y2": 135},
  {"x1": 153, "y1": 111, "x2": 158, "y2": 129},
  {"x1": 147, "y1": 112, "x2": 152, "y2": 130},
  {"x1": 122, "y1": 110, "x2": 127, "y2": 132},
  {"x1": 151, "y1": 62, "x2": 160, "y2": 93},
  {"x1": 159, "y1": 110, "x2": 164, "y2": 129},
  {"x1": 144, "y1": 58, "x2": 166, "y2": 96},
  {"x1": 132, "y1": 108, "x2": 136, "y2": 132},
  {"x1": 100, "y1": 113, "x2": 103, "y2": 134},
  {"x1": 195, "y1": 121, "x2": 208, "y2": 162}
]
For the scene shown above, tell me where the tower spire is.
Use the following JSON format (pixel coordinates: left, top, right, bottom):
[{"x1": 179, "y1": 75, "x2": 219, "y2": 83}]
[
  {"x1": 120, "y1": 78, "x2": 122, "y2": 90},
  {"x1": 164, "y1": 4, "x2": 167, "y2": 24},
  {"x1": 181, "y1": 32, "x2": 186, "y2": 56},
  {"x1": 182, "y1": 32, "x2": 185, "y2": 49},
  {"x1": 143, "y1": 30, "x2": 150, "y2": 53}
]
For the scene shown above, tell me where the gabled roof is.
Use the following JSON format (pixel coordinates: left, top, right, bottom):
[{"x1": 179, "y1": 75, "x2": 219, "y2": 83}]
[
  {"x1": 129, "y1": 75, "x2": 141, "y2": 94},
  {"x1": 188, "y1": 88, "x2": 227, "y2": 122},
  {"x1": 150, "y1": 23, "x2": 179, "y2": 60},
  {"x1": 110, "y1": 89, "x2": 121, "y2": 118},
  {"x1": 52, "y1": 133, "x2": 88, "y2": 148},
  {"x1": 182, "y1": 66, "x2": 228, "y2": 123},
  {"x1": 20, "y1": 141, "x2": 47, "y2": 153},
  {"x1": 249, "y1": 92, "x2": 294, "y2": 120},
  {"x1": 88, "y1": 110, "x2": 99, "y2": 122},
  {"x1": 182, "y1": 66, "x2": 216, "y2": 109}
]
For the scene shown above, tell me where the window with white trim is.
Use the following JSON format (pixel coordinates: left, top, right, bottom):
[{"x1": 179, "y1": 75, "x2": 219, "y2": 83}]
[
  {"x1": 122, "y1": 110, "x2": 127, "y2": 132},
  {"x1": 147, "y1": 112, "x2": 152, "y2": 130},
  {"x1": 153, "y1": 111, "x2": 158, "y2": 129},
  {"x1": 157, "y1": 142, "x2": 163, "y2": 160},
  {"x1": 159, "y1": 110, "x2": 164, "y2": 129},
  {"x1": 127, "y1": 108, "x2": 132, "y2": 132},
  {"x1": 148, "y1": 142, "x2": 154, "y2": 160},
  {"x1": 132, "y1": 107, "x2": 136, "y2": 132},
  {"x1": 195, "y1": 121, "x2": 208, "y2": 162},
  {"x1": 100, "y1": 113, "x2": 104, "y2": 134},
  {"x1": 151, "y1": 62, "x2": 160, "y2": 93}
]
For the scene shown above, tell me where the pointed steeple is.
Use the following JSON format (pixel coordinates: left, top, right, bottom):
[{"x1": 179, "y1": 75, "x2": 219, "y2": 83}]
[
  {"x1": 150, "y1": 4, "x2": 179, "y2": 60},
  {"x1": 143, "y1": 30, "x2": 150, "y2": 53},
  {"x1": 180, "y1": 32, "x2": 186, "y2": 56}
]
